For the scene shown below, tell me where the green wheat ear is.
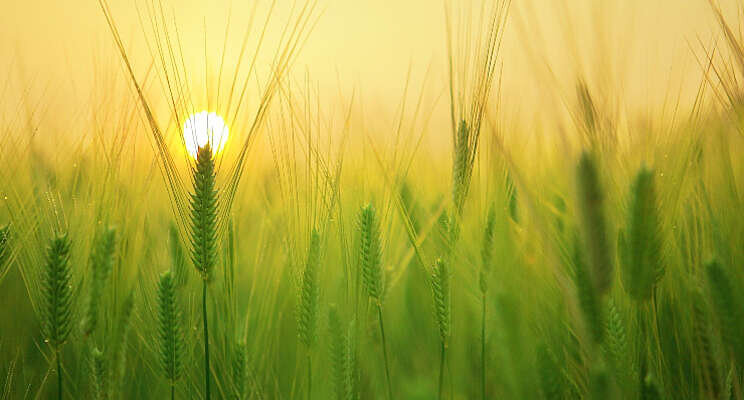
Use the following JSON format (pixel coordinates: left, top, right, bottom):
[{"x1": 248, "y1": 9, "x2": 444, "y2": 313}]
[
  {"x1": 157, "y1": 270, "x2": 183, "y2": 386},
  {"x1": 431, "y1": 258, "x2": 451, "y2": 344},
  {"x1": 357, "y1": 203, "x2": 392, "y2": 398},
  {"x1": 576, "y1": 152, "x2": 613, "y2": 295},
  {"x1": 190, "y1": 144, "x2": 219, "y2": 282},
  {"x1": 298, "y1": 229, "x2": 321, "y2": 348},
  {"x1": 452, "y1": 119, "x2": 470, "y2": 214},
  {"x1": 480, "y1": 204, "x2": 496, "y2": 294},
  {"x1": 622, "y1": 167, "x2": 663, "y2": 301},
  {"x1": 189, "y1": 144, "x2": 219, "y2": 400},
  {"x1": 41, "y1": 233, "x2": 74, "y2": 400},
  {"x1": 436, "y1": 210, "x2": 459, "y2": 259},
  {"x1": 705, "y1": 260, "x2": 744, "y2": 366},
  {"x1": 90, "y1": 347, "x2": 108, "y2": 400},
  {"x1": 41, "y1": 233, "x2": 74, "y2": 349},
  {"x1": 82, "y1": 227, "x2": 117, "y2": 336},
  {"x1": 231, "y1": 342, "x2": 247, "y2": 400},
  {"x1": 536, "y1": 344, "x2": 564, "y2": 400},
  {"x1": 0, "y1": 223, "x2": 10, "y2": 266},
  {"x1": 111, "y1": 290, "x2": 135, "y2": 396},
  {"x1": 328, "y1": 305, "x2": 351, "y2": 400},
  {"x1": 571, "y1": 234, "x2": 603, "y2": 344},
  {"x1": 603, "y1": 297, "x2": 635, "y2": 395},
  {"x1": 691, "y1": 289, "x2": 721, "y2": 399},
  {"x1": 358, "y1": 204, "x2": 383, "y2": 302}
]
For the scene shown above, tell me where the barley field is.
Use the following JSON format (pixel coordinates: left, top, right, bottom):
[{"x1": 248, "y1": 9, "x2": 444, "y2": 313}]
[{"x1": 0, "y1": 0, "x2": 743, "y2": 399}]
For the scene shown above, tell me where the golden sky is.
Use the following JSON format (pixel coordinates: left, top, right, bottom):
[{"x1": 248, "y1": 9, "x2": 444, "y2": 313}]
[{"x1": 0, "y1": 0, "x2": 735, "y2": 131}]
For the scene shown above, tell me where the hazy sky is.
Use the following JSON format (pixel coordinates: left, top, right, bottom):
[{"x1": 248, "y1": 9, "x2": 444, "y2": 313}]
[{"x1": 0, "y1": 0, "x2": 734, "y2": 130}]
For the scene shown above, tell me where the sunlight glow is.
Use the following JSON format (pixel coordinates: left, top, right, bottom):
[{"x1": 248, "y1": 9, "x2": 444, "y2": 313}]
[{"x1": 183, "y1": 111, "x2": 229, "y2": 159}]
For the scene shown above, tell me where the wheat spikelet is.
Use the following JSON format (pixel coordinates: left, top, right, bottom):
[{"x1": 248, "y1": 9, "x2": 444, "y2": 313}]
[
  {"x1": 452, "y1": 120, "x2": 471, "y2": 214},
  {"x1": 298, "y1": 229, "x2": 321, "y2": 348},
  {"x1": 0, "y1": 224, "x2": 10, "y2": 267},
  {"x1": 232, "y1": 342, "x2": 247, "y2": 400},
  {"x1": 576, "y1": 152, "x2": 613, "y2": 295},
  {"x1": 82, "y1": 227, "x2": 117, "y2": 336},
  {"x1": 691, "y1": 290, "x2": 721, "y2": 399},
  {"x1": 111, "y1": 291, "x2": 134, "y2": 396},
  {"x1": 621, "y1": 167, "x2": 663, "y2": 301},
  {"x1": 328, "y1": 305, "x2": 351, "y2": 400},
  {"x1": 431, "y1": 258, "x2": 451, "y2": 344},
  {"x1": 157, "y1": 270, "x2": 183, "y2": 387},
  {"x1": 480, "y1": 205, "x2": 496, "y2": 294},
  {"x1": 40, "y1": 233, "x2": 74, "y2": 400},
  {"x1": 89, "y1": 347, "x2": 108, "y2": 400},
  {"x1": 190, "y1": 145, "x2": 219, "y2": 282},
  {"x1": 189, "y1": 144, "x2": 219, "y2": 400},
  {"x1": 357, "y1": 204, "x2": 383, "y2": 302},
  {"x1": 431, "y1": 257, "x2": 450, "y2": 400},
  {"x1": 41, "y1": 234, "x2": 74, "y2": 349},
  {"x1": 705, "y1": 260, "x2": 744, "y2": 366},
  {"x1": 603, "y1": 297, "x2": 634, "y2": 394}
]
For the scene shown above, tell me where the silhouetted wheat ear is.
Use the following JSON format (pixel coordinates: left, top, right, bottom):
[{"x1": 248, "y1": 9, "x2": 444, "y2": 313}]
[
  {"x1": 622, "y1": 167, "x2": 663, "y2": 301},
  {"x1": 157, "y1": 270, "x2": 183, "y2": 386},
  {"x1": 328, "y1": 305, "x2": 351, "y2": 400},
  {"x1": 190, "y1": 144, "x2": 219, "y2": 282},
  {"x1": 82, "y1": 226, "x2": 117, "y2": 336},
  {"x1": 357, "y1": 204, "x2": 383, "y2": 302},
  {"x1": 298, "y1": 229, "x2": 321, "y2": 348},
  {"x1": 480, "y1": 205, "x2": 496, "y2": 294},
  {"x1": 231, "y1": 342, "x2": 247, "y2": 400},
  {"x1": 705, "y1": 260, "x2": 744, "y2": 365},
  {"x1": 41, "y1": 233, "x2": 74, "y2": 349},
  {"x1": 431, "y1": 258, "x2": 451, "y2": 343},
  {"x1": 90, "y1": 347, "x2": 108, "y2": 400},
  {"x1": 576, "y1": 152, "x2": 613, "y2": 295}
]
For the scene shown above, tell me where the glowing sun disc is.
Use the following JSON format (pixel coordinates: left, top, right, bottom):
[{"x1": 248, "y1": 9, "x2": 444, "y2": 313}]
[{"x1": 183, "y1": 111, "x2": 229, "y2": 159}]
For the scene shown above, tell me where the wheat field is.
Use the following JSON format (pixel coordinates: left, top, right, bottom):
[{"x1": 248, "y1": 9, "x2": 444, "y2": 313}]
[{"x1": 0, "y1": 0, "x2": 743, "y2": 399}]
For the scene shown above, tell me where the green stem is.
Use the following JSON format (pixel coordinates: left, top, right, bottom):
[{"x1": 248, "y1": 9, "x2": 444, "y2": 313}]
[
  {"x1": 481, "y1": 293, "x2": 486, "y2": 400},
  {"x1": 171, "y1": 383, "x2": 175, "y2": 400},
  {"x1": 203, "y1": 280, "x2": 211, "y2": 400},
  {"x1": 438, "y1": 341, "x2": 446, "y2": 400},
  {"x1": 56, "y1": 348, "x2": 62, "y2": 400},
  {"x1": 377, "y1": 304, "x2": 393, "y2": 400}
]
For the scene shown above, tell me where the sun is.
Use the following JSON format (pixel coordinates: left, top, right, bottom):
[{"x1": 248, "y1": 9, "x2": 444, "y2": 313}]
[{"x1": 183, "y1": 111, "x2": 229, "y2": 159}]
